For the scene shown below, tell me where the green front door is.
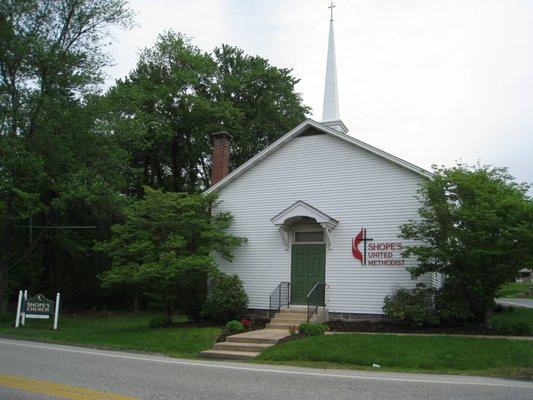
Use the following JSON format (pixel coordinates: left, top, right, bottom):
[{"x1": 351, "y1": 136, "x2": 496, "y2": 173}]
[{"x1": 290, "y1": 244, "x2": 326, "y2": 305}]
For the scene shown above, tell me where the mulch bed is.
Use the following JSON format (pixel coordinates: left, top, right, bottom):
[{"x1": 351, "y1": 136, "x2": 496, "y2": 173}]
[
  {"x1": 276, "y1": 333, "x2": 305, "y2": 345},
  {"x1": 326, "y1": 320, "x2": 506, "y2": 336}
]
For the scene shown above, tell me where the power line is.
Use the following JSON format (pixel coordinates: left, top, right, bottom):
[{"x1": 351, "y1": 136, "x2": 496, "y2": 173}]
[{"x1": 15, "y1": 226, "x2": 96, "y2": 229}]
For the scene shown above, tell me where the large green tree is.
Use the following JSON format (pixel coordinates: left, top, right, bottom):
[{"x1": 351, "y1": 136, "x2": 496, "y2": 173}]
[
  {"x1": 400, "y1": 164, "x2": 533, "y2": 325},
  {"x1": 0, "y1": 6, "x2": 310, "y2": 313},
  {"x1": 99, "y1": 188, "x2": 245, "y2": 322},
  {"x1": 0, "y1": 0, "x2": 133, "y2": 312},
  {"x1": 102, "y1": 31, "x2": 310, "y2": 194}
]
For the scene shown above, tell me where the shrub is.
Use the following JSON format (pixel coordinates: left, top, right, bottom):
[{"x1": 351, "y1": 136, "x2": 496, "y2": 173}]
[
  {"x1": 512, "y1": 323, "x2": 531, "y2": 336},
  {"x1": 288, "y1": 325, "x2": 298, "y2": 336},
  {"x1": 492, "y1": 320, "x2": 531, "y2": 336},
  {"x1": 225, "y1": 320, "x2": 244, "y2": 334},
  {"x1": 383, "y1": 284, "x2": 440, "y2": 326},
  {"x1": 148, "y1": 315, "x2": 168, "y2": 329},
  {"x1": 434, "y1": 282, "x2": 477, "y2": 324},
  {"x1": 203, "y1": 273, "x2": 248, "y2": 323},
  {"x1": 298, "y1": 322, "x2": 327, "y2": 337},
  {"x1": 493, "y1": 304, "x2": 514, "y2": 314},
  {"x1": 240, "y1": 318, "x2": 252, "y2": 330}
]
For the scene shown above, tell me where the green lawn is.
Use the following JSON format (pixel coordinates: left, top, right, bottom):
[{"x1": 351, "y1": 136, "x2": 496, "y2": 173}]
[
  {"x1": 0, "y1": 312, "x2": 220, "y2": 358},
  {"x1": 497, "y1": 282, "x2": 532, "y2": 299},
  {"x1": 1, "y1": 311, "x2": 532, "y2": 378},
  {"x1": 492, "y1": 307, "x2": 533, "y2": 332},
  {"x1": 256, "y1": 334, "x2": 533, "y2": 378}
]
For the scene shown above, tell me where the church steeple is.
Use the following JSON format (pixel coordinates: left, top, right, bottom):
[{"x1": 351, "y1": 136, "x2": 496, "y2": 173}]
[{"x1": 321, "y1": 1, "x2": 348, "y2": 134}]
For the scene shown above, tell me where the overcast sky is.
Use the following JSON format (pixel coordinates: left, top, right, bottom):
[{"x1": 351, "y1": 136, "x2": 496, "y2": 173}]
[{"x1": 105, "y1": 0, "x2": 533, "y2": 187}]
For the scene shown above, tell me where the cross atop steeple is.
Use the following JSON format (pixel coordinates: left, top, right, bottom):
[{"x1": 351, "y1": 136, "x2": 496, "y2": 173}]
[
  {"x1": 328, "y1": 1, "x2": 335, "y2": 20},
  {"x1": 321, "y1": 1, "x2": 348, "y2": 134}
]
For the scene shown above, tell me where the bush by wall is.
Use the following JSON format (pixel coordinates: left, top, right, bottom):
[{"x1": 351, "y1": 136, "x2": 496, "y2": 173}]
[
  {"x1": 225, "y1": 320, "x2": 244, "y2": 334},
  {"x1": 148, "y1": 315, "x2": 169, "y2": 329},
  {"x1": 203, "y1": 273, "x2": 248, "y2": 323},
  {"x1": 492, "y1": 320, "x2": 531, "y2": 336},
  {"x1": 298, "y1": 322, "x2": 327, "y2": 337},
  {"x1": 383, "y1": 284, "x2": 440, "y2": 326}
]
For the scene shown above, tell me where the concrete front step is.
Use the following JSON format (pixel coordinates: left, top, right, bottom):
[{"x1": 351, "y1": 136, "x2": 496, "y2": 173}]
[
  {"x1": 279, "y1": 308, "x2": 307, "y2": 314},
  {"x1": 200, "y1": 328, "x2": 290, "y2": 361},
  {"x1": 213, "y1": 341, "x2": 273, "y2": 352},
  {"x1": 270, "y1": 316, "x2": 308, "y2": 324},
  {"x1": 200, "y1": 307, "x2": 330, "y2": 361},
  {"x1": 200, "y1": 349, "x2": 260, "y2": 360},
  {"x1": 226, "y1": 329, "x2": 289, "y2": 344},
  {"x1": 266, "y1": 322, "x2": 294, "y2": 329}
]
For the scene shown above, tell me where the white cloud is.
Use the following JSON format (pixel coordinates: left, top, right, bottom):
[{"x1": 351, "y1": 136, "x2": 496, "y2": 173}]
[{"x1": 105, "y1": 0, "x2": 533, "y2": 187}]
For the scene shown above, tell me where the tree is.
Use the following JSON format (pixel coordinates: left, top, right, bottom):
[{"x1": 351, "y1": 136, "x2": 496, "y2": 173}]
[
  {"x1": 0, "y1": 0, "x2": 133, "y2": 312},
  {"x1": 0, "y1": 8, "x2": 309, "y2": 312},
  {"x1": 103, "y1": 31, "x2": 310, "y2": 195},
  {"x1": 211, "y1": 44, "x2": 311, "y2": 168},
  {"x1": 98, "y1": 188, "x2": 246, "y2": 322},
  {"x1": 400, "y1": 164, "x2": 533, "y2": 325}
]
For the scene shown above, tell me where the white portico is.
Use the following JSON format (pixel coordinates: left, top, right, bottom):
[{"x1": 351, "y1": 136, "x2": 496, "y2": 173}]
[{"x1": 271, "y1": 200, "x2": 339, "y2": 251}]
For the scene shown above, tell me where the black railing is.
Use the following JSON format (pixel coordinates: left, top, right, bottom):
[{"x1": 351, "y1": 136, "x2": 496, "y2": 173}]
[
  {"x1": 307, "y1": 282, "x2": 326, "y2": 322},
  {"x1": 269, "y1": 282, "x2": 290, "y2": 313}
]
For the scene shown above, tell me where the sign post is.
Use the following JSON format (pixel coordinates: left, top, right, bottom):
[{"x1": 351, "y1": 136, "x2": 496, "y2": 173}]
[
  {"x1": 53, "y1": 293, "x2": 60, "y2": 330},
  {"x1": 15, "y1": 290, "x2": 22, "y2": 328},
  {"x1": 21, "y1": 290, "x2": 27, "y2": 326}
]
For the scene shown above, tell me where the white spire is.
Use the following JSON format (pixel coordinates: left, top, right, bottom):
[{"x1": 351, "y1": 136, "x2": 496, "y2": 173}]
[{"x1": 321, "y1": 1, "x2": 348, "y2": 134}]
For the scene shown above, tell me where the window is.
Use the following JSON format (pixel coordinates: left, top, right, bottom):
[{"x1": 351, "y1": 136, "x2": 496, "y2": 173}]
[{"x1": 294, "y1": 231, "x2": 324, "y2": 243}]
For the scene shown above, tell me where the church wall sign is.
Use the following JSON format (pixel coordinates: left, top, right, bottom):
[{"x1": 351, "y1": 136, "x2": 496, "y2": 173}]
[{"x1": 352, "y1": 227, "x2": 406, "y2": 266}]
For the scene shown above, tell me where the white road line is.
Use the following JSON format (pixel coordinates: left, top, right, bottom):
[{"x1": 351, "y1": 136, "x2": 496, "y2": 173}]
[{"x1": 0, "y1": 339, "x2": 531, "y2": 389}]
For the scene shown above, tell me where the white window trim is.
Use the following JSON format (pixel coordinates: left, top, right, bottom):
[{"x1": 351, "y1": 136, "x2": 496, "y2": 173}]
[{"x1": 293, "y1": 230, "x2": 325, "y2": 244}]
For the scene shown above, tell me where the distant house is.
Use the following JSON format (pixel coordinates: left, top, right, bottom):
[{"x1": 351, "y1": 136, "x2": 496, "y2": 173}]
[
  {"x1": 517, "y1": 268, "x2": 531, "y2": 283},
  {"x1": 205, "y1": 14, "x2": 441, "y2": 320}
]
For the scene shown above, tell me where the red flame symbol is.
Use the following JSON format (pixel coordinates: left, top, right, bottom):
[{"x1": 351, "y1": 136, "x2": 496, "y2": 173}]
[{"x1": 352, "y1": 228, "x2": 364, "y2": 265}]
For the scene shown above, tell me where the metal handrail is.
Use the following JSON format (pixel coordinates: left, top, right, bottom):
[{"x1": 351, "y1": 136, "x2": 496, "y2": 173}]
[
  {"x1": 269, "y1": 281, "x2": 290, "y2": 313},
  {"x1": 306, "y1": 282, "x2": 326, "y2": 322}
]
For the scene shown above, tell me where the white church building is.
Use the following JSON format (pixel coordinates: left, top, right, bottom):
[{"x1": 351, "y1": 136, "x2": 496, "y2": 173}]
[{"x1": 207, "y1": 9, "x2": 439, "y2": 319}]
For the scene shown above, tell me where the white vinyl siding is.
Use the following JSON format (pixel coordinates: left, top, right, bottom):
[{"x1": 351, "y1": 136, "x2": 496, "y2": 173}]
[{"x1": 213, "y1": 132, "x2": 430, "y2": 315}]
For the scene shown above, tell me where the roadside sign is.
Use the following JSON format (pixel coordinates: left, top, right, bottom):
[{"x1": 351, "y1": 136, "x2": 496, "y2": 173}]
[
  {"x1": 15, "y1": 291, "x2": 60, "y2": 329},
  {"x1": 23, "y1": 294, "x2": 54, "y2": 319}
]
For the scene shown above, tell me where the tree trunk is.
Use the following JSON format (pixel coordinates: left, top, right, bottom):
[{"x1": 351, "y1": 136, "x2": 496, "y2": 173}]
[
  {"x1": 171, "y1": 134, "x2": 179, "y2": 192},
  {"x1": 0, "y1": 210, "x2": 14, "y2": 313},
  {"x1": 165, "y1": 289, "x2": 173, "y2": 325},
  {"x1": 132, "y1": 290, "x2": 140, "y2": 312},
  {"x1": 484, "y1": 307, "x2": 493, "y2": 328},
  {"x1": 0, "y1": 264, "x2": 8, "y2": 314}
]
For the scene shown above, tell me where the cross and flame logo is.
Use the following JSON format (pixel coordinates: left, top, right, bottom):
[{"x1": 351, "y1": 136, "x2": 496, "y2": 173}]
[{"x1": 352, "y1": 228, "x2": 373, "y2": 266}]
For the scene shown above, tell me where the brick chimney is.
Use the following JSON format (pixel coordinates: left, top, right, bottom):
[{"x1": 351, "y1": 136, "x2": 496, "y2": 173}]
[{"x1": 210, "y1": 131, "x2": 232, "y2": 186}]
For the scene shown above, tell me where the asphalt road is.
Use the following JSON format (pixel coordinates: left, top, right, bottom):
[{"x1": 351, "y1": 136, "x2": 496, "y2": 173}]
[
  {"x1": 496, "y1": 298, "x2": 533, "y2": 309},
  {"x1": 0, "y1": 338, "x2": 532, "y2": 400}
]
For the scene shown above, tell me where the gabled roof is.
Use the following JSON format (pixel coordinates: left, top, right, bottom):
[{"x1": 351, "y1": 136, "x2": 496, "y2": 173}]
[{"x1": 205, "y1": 119, "x2": 432, "y2": 194}]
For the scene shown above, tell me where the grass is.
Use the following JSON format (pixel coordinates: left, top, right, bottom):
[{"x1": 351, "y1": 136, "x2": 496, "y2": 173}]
[
  {"x1": 497, "y1": 282, "x2": 532, "y2": 299},
  {"x1": 1, "y1": 310, "x2": 531, "y2": 378},
  {"x1": 255, "y1": 333, "x2": 533, "y2": 378},
  {"x1": 492, "y1": 307, "x2": 533, "y2": 332},
  {"x1": 0, "y1": 312, "x2": 220, "y2": 358}
]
